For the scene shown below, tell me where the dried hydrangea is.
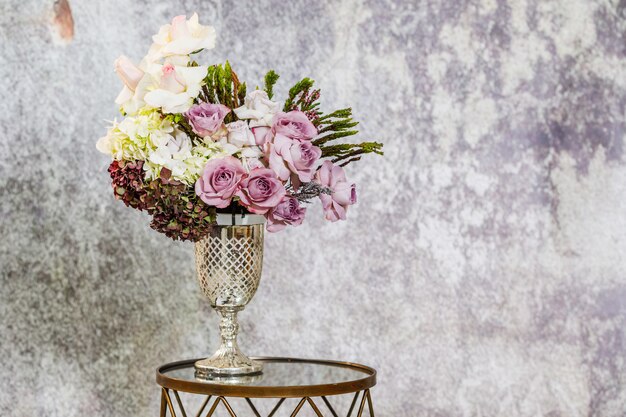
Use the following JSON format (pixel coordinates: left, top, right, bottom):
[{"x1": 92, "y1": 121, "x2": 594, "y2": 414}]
[
  {"x1": 108, "y1": 160, "x2": 148, "y2": 210},
  {"x1": 108, "y1": 161, "x2": 215, "y2": 241},
  {"x1": 144, "y1": 172, "x2": 216, "y2": 241}
]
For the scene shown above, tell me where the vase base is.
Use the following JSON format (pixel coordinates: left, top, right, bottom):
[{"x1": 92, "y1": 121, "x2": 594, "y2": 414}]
[{"x1": 194, "y1": 356, "x2": 263, "y2": 379}]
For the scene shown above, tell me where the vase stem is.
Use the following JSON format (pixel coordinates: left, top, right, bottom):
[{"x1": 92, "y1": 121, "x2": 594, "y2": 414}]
[
  {"x1": 194, "y1": 305, "x2": 262, "y2": 378},
  {"x1": 218, "y1": 306, "x2": 241, "y2": 350}
]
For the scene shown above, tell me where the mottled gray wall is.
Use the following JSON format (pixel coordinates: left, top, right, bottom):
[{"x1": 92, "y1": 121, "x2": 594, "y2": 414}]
[{"x1": 1, "y1": 0, "x2": 625, "y2": 416}]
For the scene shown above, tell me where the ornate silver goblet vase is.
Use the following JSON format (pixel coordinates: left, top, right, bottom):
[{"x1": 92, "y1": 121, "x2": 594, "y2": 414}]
[{"x1": 194, "y1": 213, "x2": 265, "y2": 379}]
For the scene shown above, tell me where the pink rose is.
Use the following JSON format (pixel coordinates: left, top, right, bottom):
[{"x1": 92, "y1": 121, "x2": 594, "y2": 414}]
[
  {"x1": 272, "y1": 111, "x2": 317, "y2": 141},
  {"x1": 268, "y1": 134, "x2": 322, "y2": 187},
  {"x1": 185, "y1": 102, "x2": 230, "y2": 138},
  {"x1": 251, "y1": 126, "x2": 272, "y2": 146},
  {"x1": 266, "y1": 196, "x2": 306, "y2": 232},
  {"x1": 195, "y1": 156, "x2": 246, "y2": 208},
  {"x1": 314, "y1": 161, "x2": 357, "y2": 222},
  {"x1": 236, "y1": 168, "x2": 286, "y2": 214}
]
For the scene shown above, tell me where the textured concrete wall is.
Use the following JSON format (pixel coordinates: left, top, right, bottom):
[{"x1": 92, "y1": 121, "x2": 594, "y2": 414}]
[{"x1": 1, "y1": 1, "x2": 625, "y2": 416}]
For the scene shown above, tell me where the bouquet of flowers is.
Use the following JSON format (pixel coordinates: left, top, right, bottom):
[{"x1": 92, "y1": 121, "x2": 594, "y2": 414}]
[{"x1": 97, "y1": 14, "x2": 383, "y2": 241}]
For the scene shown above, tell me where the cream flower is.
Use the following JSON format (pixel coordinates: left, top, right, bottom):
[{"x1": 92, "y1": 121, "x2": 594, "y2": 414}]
[
  {"x1": 215, "y1": 121, "x2": 264, "y2": 169},
  {"x1": 96, "y1": 112, "x2": 174, "y2": 161},
  {"x1": 225, "y1": 121, "x2": 256, "y2": 148},
  {"x1": 155, "y1": 143, "x2": 228, "y2": 184},
  {"x1": 233, "y1": 90, "x2": 279, "y2": 127},
  {"x1": 240, "y1": 146, "x2": 265, "y2": 172},
  {"x1": 182, "y1": 142, "x2": 230, "y2": 182},
  {"x1": 146, "y1": 131, "x2": 193, "y2": 180},
  {"x1": 147, "y1": 13, "x2": 216, "y2": 63},
  {"x1": 141, "y1": 130, "x2": 230, "y2": 185},
  {"x1": 143, "y1": 63, "x2": 207, "y2": 114}
]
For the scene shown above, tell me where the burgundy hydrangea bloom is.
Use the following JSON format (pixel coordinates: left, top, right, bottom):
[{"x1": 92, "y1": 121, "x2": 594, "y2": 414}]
[
  {"x1": 108, "y1": 160, "x2": 148, "y2": 210},
  {"x1": 108, "y1": 160, "x2": 215, "y2": 241},
  {"x1": 146, "y1": 178, "x2": 215, "y2": 241}
]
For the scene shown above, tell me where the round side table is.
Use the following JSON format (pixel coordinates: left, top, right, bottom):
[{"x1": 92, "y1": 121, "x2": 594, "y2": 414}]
[{"x1": 156, "y1": 357, "x2": 377, "y2": 417}]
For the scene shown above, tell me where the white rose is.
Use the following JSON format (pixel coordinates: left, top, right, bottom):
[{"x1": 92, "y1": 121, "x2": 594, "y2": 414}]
[
  {"x1": 240, "y1": 146, "x2": 265, "y2": 172},
  {"x1": 148, "y1": 13, "x2": 216, "y2": 62},
  {"x1": 143, "y1": 63, "x2": 207, "y2": 114},
  {"x1": 225, "y1": 121, "x2": 255, "y2": 148},
  {"x1": 233, "y1": 90, "x2": 279, "y2": 127}
]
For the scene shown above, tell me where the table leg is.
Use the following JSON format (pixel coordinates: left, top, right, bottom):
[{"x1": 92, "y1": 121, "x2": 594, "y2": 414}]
[
  {"x1": 356, "y1": 390, "x2": 375, "y2": 417},
  {"x1": 159, "y1": 391, "x2": 375, "y2": 417},
  {"x1": 366, "y1": 390, "x2": 375, "y2": 417},
  {"x1": 160, "y1": 390, "x2": 167, "y2": 417}
]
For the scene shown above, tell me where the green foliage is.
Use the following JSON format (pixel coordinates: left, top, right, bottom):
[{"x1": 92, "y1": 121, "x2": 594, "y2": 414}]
[
  {"x1": 321, "y1": 142, "x2": 384, "y2": 166},
  {"x1": 263, "y1": 70, "x2": 280, "y2": 99},
  {"x1": 313, "y1": 107, "x2": 359, "y2": 146},
  {"x1": 283, "y1": 78, "x2": 316, "y2": 112},
  {"x1": 200, "y1": 61, "x2": 242, "y2": 123},
  {"x1": 171, "y1": 114, "x2": 197, "y2": 140},
  {"x1": 200, "y1": 66, "x2": 385, "y2": 169},
  {"x1": 237, "y1": 82, "x2": 247, "y2": 106},
  {"x1": 283, "y1": 77, "x2": 384, "y2": 168}
]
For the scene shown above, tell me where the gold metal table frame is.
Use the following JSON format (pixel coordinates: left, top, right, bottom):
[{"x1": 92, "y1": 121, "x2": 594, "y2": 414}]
[{"x1": 156, "y1": 357, "x2": 377, "y2": 417}]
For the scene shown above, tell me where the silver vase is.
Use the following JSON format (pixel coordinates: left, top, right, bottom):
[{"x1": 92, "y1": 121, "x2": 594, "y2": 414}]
[{"x1": 194, "y1": 213, "x2": 265, "y2": 379}]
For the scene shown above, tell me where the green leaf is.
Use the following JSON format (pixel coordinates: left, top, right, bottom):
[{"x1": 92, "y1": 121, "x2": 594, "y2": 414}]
[
  {"x1": 284, "y1": 77, "x2": 315, "y2": 111},
  {"x1": 263, "y1": 70, "x2": 280, "y2": 99}
]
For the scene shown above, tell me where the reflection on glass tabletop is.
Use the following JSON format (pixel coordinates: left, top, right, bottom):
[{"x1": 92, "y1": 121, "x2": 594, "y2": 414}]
[{"x1": 157, "y1": 357, "x2": 377, "y2": 398}]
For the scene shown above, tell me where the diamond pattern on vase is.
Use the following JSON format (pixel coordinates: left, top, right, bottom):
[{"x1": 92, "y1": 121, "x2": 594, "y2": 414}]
[{"x1": 194, "y1": 225, "x2": 264, "y2": 308}]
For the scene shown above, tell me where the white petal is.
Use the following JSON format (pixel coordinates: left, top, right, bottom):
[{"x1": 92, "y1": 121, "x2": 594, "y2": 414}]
[
  {"x1": 189, "y1": 13, "x2": 199, "y2": 27},
  {"x1": 197, "y1": 27, "x2": 216, "y2": 50},
  {"x1": 115, "y1": 86, "x2": 133, "y2": 105},
  {"x1": 221, "y1": 143, "x2": 239, "y2": 155},
  {"x1": 241, "y1": 146, "x2": 263, "y2": 158},
  {"x1": 96, "y1": 135, "x2": 112, "y2": 155},
  {"x1": 164, "y1": 55, "x2": 190, "y2": 66},
  {"x1": 178, "y1": 65, "x2": 207, "y2": 86},
  {"x1": 162, "y1": 38, "x2": 200, "y2": 55},
  {"x1": 144, "y1": 90, "x2": 189, "y2": 114},
  {"x1": 234, "y1": 106, "x2": 265, "y2": 121}
]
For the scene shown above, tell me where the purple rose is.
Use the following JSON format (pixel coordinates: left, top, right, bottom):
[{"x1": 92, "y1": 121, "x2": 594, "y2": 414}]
[
  {"x1": 272, "y1": 111, "x2": 317, "y2": 141},
  {"x1": 268, "y1": 134, "x2": 322, "y2": 187},
  {"x1": 314, "y1": 161, "x2": 357, "y2": 222},
  {"x1": 185, "y1": 102, "x2": 230, "y2": 138},
  {"x1": 195, "y1": 156, "x2": 246, "y2": 208},
  {"x1": 266, "y1": 195, "x2": 306, "y2": 232},
  {"x1": 236, "y1": 168, "x2": 286, "y2": 214}
]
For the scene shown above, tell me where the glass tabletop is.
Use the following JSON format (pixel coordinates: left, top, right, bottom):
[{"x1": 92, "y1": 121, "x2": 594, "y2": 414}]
[{"x1": 157, "y1": 357, "x2": 377, "y2": 397}]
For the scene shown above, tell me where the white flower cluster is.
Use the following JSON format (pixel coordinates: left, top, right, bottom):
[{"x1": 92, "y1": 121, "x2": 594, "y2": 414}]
[
  {"x1": 97, "y1": 14, "x2": 224, "y2": 184},
  {"x1": 113, "y1": 13, "x2": 215, "y2": 116},
  {"x1": 96, "y1": 112, "x2": 226, "y2": 184}
]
